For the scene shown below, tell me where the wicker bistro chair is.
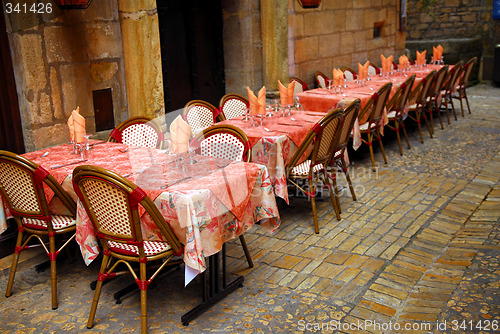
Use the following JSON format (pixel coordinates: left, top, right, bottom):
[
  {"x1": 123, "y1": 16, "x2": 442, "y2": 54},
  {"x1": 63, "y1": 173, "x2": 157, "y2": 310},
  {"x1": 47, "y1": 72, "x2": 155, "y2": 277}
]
[
  {"x1": 289, "y1": 76, "x2": 309, "y2": 93},
  {"x1": 183, "y1": 100, "x2": 224, "y2": 134},
  {"x1": 72, "y1": 165, "x2": 183, "y2": 334},
  {"x1": 341, "y1": 66, "x2": 358, "y2": 81},
  {"x1": 357, "y1": 82, "x2": 393, "y2": 172},
  {"x1": 407, "y1": 70, "x2": 436, "y2": 143},
  {"x1": 329, "y1": 99, "x2": 361, "y2": 213},
  {"x1": 427, "y1": 65, "x2": 449, "y2": 134},
  {"x1": 440, "y1": 61, "x2": 464, "y2": 123},
  {"x1": 285, "y1": 109, "x2": 344, "y2": 234},
  {"x1": 314, "y1": 71, "x2": 329, "y2": 89},
  {"x1": 386, "y1": 74, "x2": 416, "y2": 155},
  {"x1": 368, "y1": 62, "x2": 381, "y2": 76},
  {"x1": 0, "y1": 150, "x2": 76, "y2": 310},
  {"x1": 453, "y1": 57, "x2": 477, "y2": 116},
  {"x1": 219, "y1": 94, "x2": 249, "y2": 120},
  {"x1": 192, "y1": 124, "x2": 253, "y2": 266},
  {"x1": 108, "y1": 116, "x2": 164, "y2": 149}
]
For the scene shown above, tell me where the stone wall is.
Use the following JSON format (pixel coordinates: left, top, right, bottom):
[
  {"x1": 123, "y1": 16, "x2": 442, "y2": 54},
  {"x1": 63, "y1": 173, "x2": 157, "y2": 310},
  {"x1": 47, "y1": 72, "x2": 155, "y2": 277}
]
[
  {"x1": 289, "y1": 0, "x2": 406, "y2": 88},
  {"x1": 4, "y1": 0, "x2": 127, "y2": 151},
  {"x1": 406, "y1": 0, "x2": 500, "y2": 81}
]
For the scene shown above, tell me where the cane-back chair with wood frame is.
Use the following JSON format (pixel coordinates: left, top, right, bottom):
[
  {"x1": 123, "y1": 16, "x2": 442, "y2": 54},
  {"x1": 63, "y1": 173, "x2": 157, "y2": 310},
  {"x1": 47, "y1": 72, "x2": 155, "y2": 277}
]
[
  {"x1": 107, "y1": 116, "x2": 164, "y2": 149},
  {"x1": 407, "y1": 70, "x2": 436, "y2": 143},
  {"x1": 386, "y1": 74, "x2": 416, "y2": 155},
  {"x1": 329, "y1": 99, "x2": 361, "y2": 213},
  {"x1": 452, "y1": 57, "x2": 477, "y2": 116},
  {"x1": 192, "y1": 124, "x2": 253, "y2": 266},
  {"x1": 314, "y1": 71, "x2": 329, "y2": 89},
  {"x1": 427, "y1": 65, "x2": 449, "y2": 134},
  {"x1": 357, "y1": 82, "x2": 393, "y2": 172},
  {"x1": 368, "y1": 62, "x2": 381, "y2": 76},
  {"x1": 0, "y1": 150, "x2": 76, "y2": 310},
  {"x1": 219, "y1": 94, "x2": 249, "y2": 120},
  {"x1": 183, "y1": 100, "x2": 224, "y2": 134},
  {"x1": 72, "y1": 165, "x2": 183, "y2": 334},
  {"x1": 341, "y1": 66, "x2": 357, "y2": 81},
  {"x1": 285, "y1": 109, "x2": 344, "y2": 234},
  {"x1": 441, "y1": 61, "x2": 464, "y2": 123},
  {"x1": 289, "y1": 76, "x2": 309, "y2": 94}
]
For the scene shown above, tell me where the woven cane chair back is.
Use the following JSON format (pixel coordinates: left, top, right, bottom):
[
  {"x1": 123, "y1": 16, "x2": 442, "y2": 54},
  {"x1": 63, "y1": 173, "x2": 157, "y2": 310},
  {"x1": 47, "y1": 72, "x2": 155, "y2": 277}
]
[
  {"x1": 73, "y1": 165, "x2": 182, "y2": 254},
  {"x1": 387, "y1": 75, "x2": 416, "y2": 114},
  {"x1": 359, "y1": 82, "x2": 393, "y2": 126},
  {"x1": 194, "y1": 124, "x2": 251, "y2": 162},
  {"x1": 184, "y1": 100, "x2": 221, "y2": 133},
  {"x1": 341, "y1": 66, "x2": 357, "y2": 81},
  {"x1": 108, "y1": 116, "x2": 163, "y2": 149},
  {"x1": 444, "y1": 61, "x2": 463, "y2": 94},
  {"x1": 335, "y1": 99, "x2": 361, "y2": 154},
  {"x1": 314, "y1": 71, "x2": 329, "y2": 89},
  {"x1": 430, "y1": 65, "x2": 449, "y2": 99},
  {"x1": 219, "y1": 94, "x2": 248, "y2": 120},
  {"x1": 289, "y1": 76, "x2": 309, "y2": 93},
  {"x1": 412, "y1": 70, "x2": 436, "y2": 107},
  {"x1": 368, "y1": 62, "x2": 380, "y2": 76},
  {"x1": 459, "y1": 57, "x2": 477, "y2": 89}
]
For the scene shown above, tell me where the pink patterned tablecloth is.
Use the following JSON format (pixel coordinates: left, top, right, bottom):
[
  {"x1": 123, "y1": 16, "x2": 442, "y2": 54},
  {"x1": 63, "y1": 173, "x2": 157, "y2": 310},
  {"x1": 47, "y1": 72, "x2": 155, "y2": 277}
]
[{"x1": 0, "y1": 142, "x2": 280, "y2": 275}]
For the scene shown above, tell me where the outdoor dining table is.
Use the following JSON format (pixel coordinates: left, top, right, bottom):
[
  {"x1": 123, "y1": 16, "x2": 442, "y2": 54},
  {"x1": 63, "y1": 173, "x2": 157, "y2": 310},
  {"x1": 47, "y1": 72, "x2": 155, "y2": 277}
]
[{"x1": 0, "y1": 141, "x2": 281, "y2": 323}]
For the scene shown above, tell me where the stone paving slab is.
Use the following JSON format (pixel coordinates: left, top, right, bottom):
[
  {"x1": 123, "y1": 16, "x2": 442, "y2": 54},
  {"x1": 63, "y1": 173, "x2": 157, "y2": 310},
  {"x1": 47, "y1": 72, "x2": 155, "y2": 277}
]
[{"x1": 0, "y1": 84, "x2": 498, "y2": 333}]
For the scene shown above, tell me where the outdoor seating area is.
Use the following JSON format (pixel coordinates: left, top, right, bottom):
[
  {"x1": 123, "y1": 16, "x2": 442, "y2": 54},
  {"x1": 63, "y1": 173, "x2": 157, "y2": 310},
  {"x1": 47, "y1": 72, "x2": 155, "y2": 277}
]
[{"x1": 0, "y1": 1, "x2": 499, "y2": 333}]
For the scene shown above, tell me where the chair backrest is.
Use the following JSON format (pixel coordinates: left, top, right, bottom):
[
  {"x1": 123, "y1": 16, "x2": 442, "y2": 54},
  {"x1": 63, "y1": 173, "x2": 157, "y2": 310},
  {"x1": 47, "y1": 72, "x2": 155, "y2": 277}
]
[
  {"x1": 358, "y1": 82, "x2": 393, "y2": 125},
  {"x1": 73, "y1": 165, "x2": 182, "y2": 256},
  {"x1": 334, "y1": 99, "x2": 361, "y2": 155},
  {"x1": 314, "y1": 71, "x2": 329, "y2": 89},
  {"x1": 368, "y1": 62, "x2": 380, "y2": 76},
  {"x1": 183, "y1": 100, "x2": 222, "y2": 133},
  {"x1": 341, "y1": 67, "x2": 357, "y2": 81},
  {"x1": 443, "y1": 61, "x2": 463, "y2": 94},
  {"x1": 219, "y1": 94, "x2": 248, "y2": 120},
  {"x1": 193, "y1": 124, "x2": 251, "y2": 162},
  {"x1": 289, "y1": 76, "x2": 309, "y2": 93},
  {"x1": 286, "y1": 108, "x2": 344, "y2": 175},
  {"x1": 387, "y1": 74, "x2": 416, "y2": 113},
  {"x1": 108, "y1": 116, "x2": 164, "y2": 149},
  {"x1": 459, "y1": 57, "x2": 478, "y2": 89},
  {"x1": 410, "y1": 70, "x2": 436, "y2": 107},
  {"x1": 430, "y1": 65, "x2": 449, "y2": 99},
  {"x1": 0, "y1": 150, "x2": 75, "y2": 229}
]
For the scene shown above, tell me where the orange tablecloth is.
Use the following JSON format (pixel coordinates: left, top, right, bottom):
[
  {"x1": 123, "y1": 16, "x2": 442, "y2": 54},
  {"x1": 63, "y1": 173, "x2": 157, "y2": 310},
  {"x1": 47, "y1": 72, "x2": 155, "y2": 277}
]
[{"x1": 0, "y1": 142, "x2": 280, "y2": 276}]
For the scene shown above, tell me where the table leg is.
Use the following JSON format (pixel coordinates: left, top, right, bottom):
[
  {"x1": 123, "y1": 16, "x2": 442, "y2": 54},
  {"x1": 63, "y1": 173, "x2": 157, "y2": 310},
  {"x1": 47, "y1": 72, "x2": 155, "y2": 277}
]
[{"x1": 181, "y1": 244, "x2": 244, "y2": 326}]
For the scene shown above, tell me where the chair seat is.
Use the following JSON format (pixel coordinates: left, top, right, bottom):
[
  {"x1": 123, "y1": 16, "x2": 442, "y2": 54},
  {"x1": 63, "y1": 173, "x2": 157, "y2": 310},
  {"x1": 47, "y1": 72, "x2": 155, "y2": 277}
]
[
  {"x1": 108, "y1": 240, "x2": 172, "y2": 257},
  {"x1": 22, "y1": 215, "x2": 76, "y2": 230},
  {"x1": 359, "y1": 122, "x2": 377, "y2": 132},
  {"x1": 290, "y1": 160, "x2": 324, "y2": 177},
  {"x1": 387, "y1": 110, "x2": 397, "y2": 119}
]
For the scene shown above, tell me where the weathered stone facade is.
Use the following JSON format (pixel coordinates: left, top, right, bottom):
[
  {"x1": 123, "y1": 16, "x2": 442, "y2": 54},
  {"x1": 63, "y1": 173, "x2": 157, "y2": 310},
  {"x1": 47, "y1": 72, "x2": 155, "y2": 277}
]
[
  {"x1": 4, "y1": 0, "x2": 127, "y2": 151},
  {"x1": 405, "y1": 0, "x2": 500, "y2": 81},
  {"x1": 289, "y1": 0, "x2": 406, "y2": 88}
]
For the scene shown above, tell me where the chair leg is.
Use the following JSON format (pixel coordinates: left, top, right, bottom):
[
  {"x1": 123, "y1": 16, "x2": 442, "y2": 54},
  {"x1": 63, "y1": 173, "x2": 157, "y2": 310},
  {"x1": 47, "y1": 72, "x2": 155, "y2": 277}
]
[
  {"x1": 428, "y1": 109, "x2": 435, "y2": 135},
  {"x1": 140, "y1": 263, "x2": 147, "y2": 334},
  {"x1": 416, "y1": 116, "x2": 425, "y2": 143},
  {"x1": 394, "y1": 120, "x2": 403, "y2": 156},
  {"x1": 401, "y1": 122, "x2": 411, "y2": 149},
  {"x1": 423, "y1": 114, "x2": 433, "y2": 138},
  {"x1": 464, "y1": 91, "x2": 471, "y2": 114},
  {"x1": 239, "y1": 235, "x2": 253, "y2": 268},
  {"x1": 367, "y1": 133, "x2": 376, "y2": 172},
  {"x1": 87, "y1": 254, "x2": 110, "y2": 329},
  {"x1": 341, "y1": 158, "x2": 356, "y2": 201},
  {"x1": 458, "y1": 92, "x2": 465, "y2": 117},
  {"x1": 49, "y1": 235, "x2": 58, "y2": 310},
  {"x1": 309, "y1": 178, "x2": 319, "y2": 234},
  {"x1": 450, "y1": 99, "x2": 457, "y2": 121},
  {"x1": 376, "y1": 131, "x2": 387, "y2": 164},
  {"x1": 443, "y1": 99, "x2": 450, "y2": 124},
  {"x1": 5, "y1": 231, "x2": 23, "y2": 298},
  {"x1": 436, "y1": 105, "x2": 444, "y2": 130},
  {"x1": 329, "y1": 170, "x2": 341, "y2": 215}
]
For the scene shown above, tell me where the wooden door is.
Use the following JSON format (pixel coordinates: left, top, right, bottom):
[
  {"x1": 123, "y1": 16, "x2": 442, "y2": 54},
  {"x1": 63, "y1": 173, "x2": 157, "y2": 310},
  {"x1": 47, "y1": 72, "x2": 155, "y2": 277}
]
[{"x1": 157, "y1": 0, "x2": 225, "y2": 112}]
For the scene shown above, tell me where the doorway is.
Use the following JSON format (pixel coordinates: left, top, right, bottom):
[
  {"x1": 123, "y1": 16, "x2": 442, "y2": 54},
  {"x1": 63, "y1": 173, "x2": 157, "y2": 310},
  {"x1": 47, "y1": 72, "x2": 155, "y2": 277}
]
[{"x1": 157, "y1": 0, "x2": 226, "y2": 112}]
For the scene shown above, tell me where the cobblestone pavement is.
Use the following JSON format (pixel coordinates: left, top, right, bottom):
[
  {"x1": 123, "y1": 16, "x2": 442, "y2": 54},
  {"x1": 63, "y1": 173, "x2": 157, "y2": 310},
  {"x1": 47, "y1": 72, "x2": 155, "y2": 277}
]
[{"x1": 0, "y1": 84, "x2": 498, "y2": 334}]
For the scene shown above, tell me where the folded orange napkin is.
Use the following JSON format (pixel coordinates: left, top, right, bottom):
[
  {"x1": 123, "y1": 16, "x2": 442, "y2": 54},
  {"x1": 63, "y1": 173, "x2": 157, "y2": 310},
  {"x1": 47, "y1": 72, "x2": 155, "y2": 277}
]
[
  {"x1": 72, "y1": 107, "x2": 86, "y2": 143},
  {"x1": 398, "y1": 55, "x2": 409, "y2": 69},
  {"x1": 278, "y1": 80, "x2": 295, "y2": 105},
  {"x1": 416, "y1": 50, "x2": 426, "y2": 66},
  {"x1": 433, "y1": 45, "x2": 443, "y2": 62},
  {"x1": 170, "y1": 115, "x2": 192, "y2": 154},
  {"x1": 357, "y1": 61, "x2": 369, "y2": 80},
  {"x1": 67, "y1": 110, "x2": 75, "y2": 142},
  {"x1": 332, "y1": 68, "x2": 344, "y2": 86},
  {"x1": 247, "y1": 86, "x2": 266, "y2": 114}
]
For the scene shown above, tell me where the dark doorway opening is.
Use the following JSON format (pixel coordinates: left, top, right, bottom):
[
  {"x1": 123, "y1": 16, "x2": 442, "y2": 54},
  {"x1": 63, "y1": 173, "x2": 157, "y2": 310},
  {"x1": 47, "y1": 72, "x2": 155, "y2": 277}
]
[{"x1": 157, "y1": 0, "x2": 226, "y2": 113}]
